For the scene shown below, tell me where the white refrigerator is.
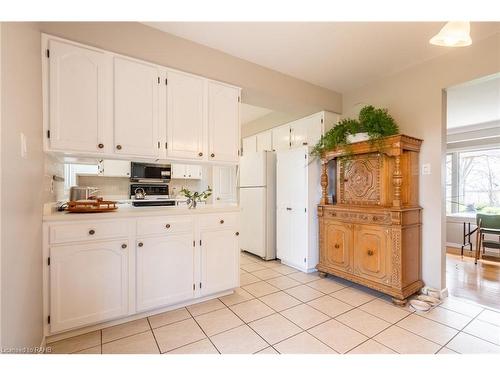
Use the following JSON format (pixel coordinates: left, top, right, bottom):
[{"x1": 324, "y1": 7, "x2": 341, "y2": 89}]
[{"x1": 239, "y1": 151, "x2": 276, "y2": 260}]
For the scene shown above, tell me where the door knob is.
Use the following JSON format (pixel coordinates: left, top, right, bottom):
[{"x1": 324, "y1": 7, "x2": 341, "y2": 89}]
[
  {"x1": 367, "y1": 249, "x2": 374, "y2": 256},
  {"x1": 116, "y1": 145, "x2": 122, "y2": 150},
  {"x1": 334, "y1": 243, "x2": 340, "y2": 249}
]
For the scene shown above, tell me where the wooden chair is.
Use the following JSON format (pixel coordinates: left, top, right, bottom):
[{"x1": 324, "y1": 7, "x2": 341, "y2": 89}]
[{"x1": 475, "y1": 213, "x2": 500, "y2": 264}]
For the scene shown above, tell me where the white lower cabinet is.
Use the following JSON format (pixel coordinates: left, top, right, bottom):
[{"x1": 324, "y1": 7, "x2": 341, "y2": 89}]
[
  {"x1": 49, "y1": 239, "x2": 129, "y2": 333},
  {"x1": 136, "y1": 234, "x2": 195, "y2": 312}
]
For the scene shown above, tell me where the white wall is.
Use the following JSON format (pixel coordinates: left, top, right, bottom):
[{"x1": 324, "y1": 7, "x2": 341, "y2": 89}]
[
  {"x1": 343, "y1": 33, "x2": 500, "y2": 291},
  {"x1": 0, "y1": 22, "x2": 44, "y2": 349}
]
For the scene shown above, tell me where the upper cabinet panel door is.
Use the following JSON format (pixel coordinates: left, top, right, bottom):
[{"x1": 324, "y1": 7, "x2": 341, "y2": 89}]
[
  {"x1": 167, "y1": 71, "x2": 206, "y2": 160},
  {"x1": 256, "y1": 130, "x2": 273, "y2": 151},
  {"x1": 207, "y1": 82, "x2": 240, "y2": 163},
  {"x1": 242, "y1": 136, "x2": 257, "y2": 154},
  {"x1": 272, "y1": 125, "x2": 290, "y2": 151},
  {"x1": 114, "y1": 57, "x2": 160, "y2": 158},
  {"x1": 212, "y1": 166, "x2": 237, "y2": 203},
  {"x1": 290, "y1": 114, "x2": 322, "y2": 148},
  {"x1": 48, "y1": 40, "x2": 112, "y2": 153}
]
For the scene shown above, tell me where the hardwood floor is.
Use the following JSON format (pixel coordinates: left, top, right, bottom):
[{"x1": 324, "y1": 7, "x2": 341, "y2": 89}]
[{"x1": 446, "y1": 250, "x2": 500, "y2": 310}]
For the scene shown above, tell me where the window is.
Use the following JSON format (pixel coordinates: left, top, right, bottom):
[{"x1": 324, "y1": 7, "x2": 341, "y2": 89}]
[
  {"x1": 446, "y1": 148, "x2": 500, "y2": 214},
  {"x1": 64, "y1": 163, "x2": 99, "y2": 191}
]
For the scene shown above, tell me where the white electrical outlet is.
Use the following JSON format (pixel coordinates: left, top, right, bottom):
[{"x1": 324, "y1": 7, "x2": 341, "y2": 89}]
[
  {"x1": 422, "y1": 163, "x2": 431, "y2": 175},
  {"x1": 20, "y1": 133, "x2": 28, "y2": 159}
]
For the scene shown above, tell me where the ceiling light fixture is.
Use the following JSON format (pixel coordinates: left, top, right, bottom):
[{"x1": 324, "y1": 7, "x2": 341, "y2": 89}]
[{"x1": 429, "y1": 21, "x2": 472, "y2": 47}]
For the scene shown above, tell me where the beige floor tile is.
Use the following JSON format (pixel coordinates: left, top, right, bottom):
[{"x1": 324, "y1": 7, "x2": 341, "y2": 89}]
[
  {"x1": 240, "y1": 257, "x2": 257, "y2": 265},
  {"x1": 274, "y1": 265, "x2": 299, "y2": 275},
  {"x1": 249, "y1": 313, "x2": 302, "y2": 345},
  {"x1": 154, "y1": 318, "x2": 206, "y2": 353},
  {"x1": 331, "y1": 287, "x2": 377, "y2": 307},
  {"x1": 440, "y1": 297, "x2": 483, "y2": 317},
  {"x1": 274, "y1": 332, "x2": 336, "y2": 354},
  {"x1": 336, "y1": 309, "x2": 391, "y2": 337},
  {"x1": 256, "y1": 346, "x2": 279, "y2": 354},
  {"x1": 463, "y1": 319, "x2": 500, "y2": 345},
  {"x1": 186, "y1": 298, "x2": 226, "y2": 316},
  {"x1": 397, "y1": 314, "x2": 458, "y2": 345},
  {"x1": 241, "y1": 262, "x2": 268, "y2": 273},
  {"x1": 49, "y1": 331, "x2": 101, "y2": 354},
  {"x1": 307, "y1": 278, "x2": 348, "y2": 294},
  {"x1": 251, "y1": 268, "x2": 283, "y2": 280},
  {"x1": 416, "y1": 306, "x2": 472, "y2": 330},
  {"x1": 242, "y1": 281, "x2": 280, "y2": 297},
  {"x1": 281, "y1": 304, "x2": 329, "y2": 330},
  {"x1": 230, "y1": 299, "x2": 275, "y2": 323},
  {"x1": 308, "y1": 319, "x2": 368, "y2": 353},
  {"x1": 259, "y1": 291, "x2": 302, "y2": 311},
  {"x1": 437, "y1": 347, "x2": 459, "y2": 354},
  {"x1": 194, "y1": 308, "x2": 243, "y2": 336},
  {"x1": 358, "y1": 299, "x2": 410, "y2": 323},
  {"x1": 373, "y1": 326, "x2": 440, "y2": 354},
  {"x1": 307, "y1": 295, "x2": 353, "y2": 318},
  {"x1": 348, "y1": 339, "x2": 396, "y2": 354},
  {"x1": 102, "y1": 331, "x2": 159, "y2": 354},
  {"x1": 148, "y1": 307, "x2": 191, "y2": 329},
  {"x1": 265, "y1": 275, "x2": 301, "y2": 290},
  {"x1": 167, "y1": 338, "x2": 219, "y2": 354},
  {"x1": 288, "y1": 271, "x2": 321, "y2": 283},
  {"x1": 240, "y1": 272, "x2": 261, "y2": 286},
  {"x1": 219, "y1": 288, "x2": 255, "y2": 306},
  {"x1": 102, "y1": 318, "x2": 150, "y2": 344},
  {"x1": 74, "y1": 346, "x2": 101, "y2": 354},
  {"x1": 446, "y1": 332, "x2": 500, "y2": 354},
  {"x1": 476, "y1": 309, "x2": 500, "y2": 327},
  {"x1": 262, "y1": 260, "x2": 283, "y2": 269},
  {"x1": 285, "y1": 285, "x2": 324, "y2": 302},
  {"x1": 210, "y1": 325, "x2": 268, "y2": 354}
]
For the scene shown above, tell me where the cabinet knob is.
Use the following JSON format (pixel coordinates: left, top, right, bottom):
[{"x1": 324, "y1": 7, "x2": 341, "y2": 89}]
[
  {"x1": 89, "y1": 229, "x2": 95, "y2": 235},
  {"x1": 165, "y1": 224, "x2": 171, "y2": 229},
  {"x1": 334, "y1": 243, "x2": 340, "y2": 249},
  {"x1": 116, "y1": 145, "x2": 122, "y2": 150},
  {"x1": 121, "y1": 243, "x2": 127, "y2": 249},
  {"x1": 235, "y1": 232, "x2": 239, "y2": 236},
  {"x1": 97, "y1": 143, "x2": 104, "y2": 149},
  {"x1": 286, "y1": 207, "x2": 292, "y2": 211},
  {"x1": 367, "y1": 249, "x2": 374, "y2": 256},
  {"x1": 138, "y1": 242, "x2": 143, "y2": 247},
  {"x1": 220, "y1": 219, "x2": 224, "y2": 224},
  {"x1": 198, "y1": 152, "x2": 203, "y2": 157},
  {"x1": 210, "y1": 153, "x2": 215, "y2": 158}
]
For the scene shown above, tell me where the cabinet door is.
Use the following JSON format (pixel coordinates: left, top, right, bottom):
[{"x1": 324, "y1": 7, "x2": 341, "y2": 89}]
[
  {"x1": 353, "y1": 225, "x2": 390, "y2": 285},
  {"x1": 242, "y1": 136, "x2": 257, "y2": 154},
  {"x1": 256, "y1": 131, "x2": 273, "y2": 151},
  {"x1": 167, "y1": 71, "x2": 206, "y2": 160},
  {"x1": 136, "y1": 234, "x2": 195, "y2": 312},
  {"x1": 276, "y1": 208, "x2": 290, "y2": 261},
  {"x1": 323, "y1": 221, "x2": 352, "y2": 272},
  {"x1": 185, "y1": 165, "x2": 202, "y2": 179},
  {"x1": 48, "y1": 39, "x2": 112, "y2": 153},
  {"x1": 101, "y1": 160, "x2": 130, "y2": 177},
  {"x1": 212, "y1": 166, "x2": 236, "y2": 203},
  {"x1": 114, "y1": 57, "x2": 160, "y2": 158},
  {"x1": 49, "y1": 240, "x2": 129, "y2": 332},
  {"x1": 291, "y1": 114, "x2": 322, "y2": 148},
  {"x1": 208, "y1": 82, "x2": 240, "y2": 163},
  {"x1": 289, "y1": 210, "x2": 308, "y2": 269},
  {"x1": 272, "y1": 125, "x2": 290, "y2": 151},
  {"x1": 171, "y1": 164, "x2": 187, "y2": 179},
  {"x1": 201, "y1": 229, "x2": 239, "y2": 295}
]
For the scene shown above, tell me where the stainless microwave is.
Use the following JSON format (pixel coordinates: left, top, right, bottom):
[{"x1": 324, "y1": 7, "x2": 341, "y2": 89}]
[{"x1": 130, "y1": 162, "x2": 171, "y2": 183}]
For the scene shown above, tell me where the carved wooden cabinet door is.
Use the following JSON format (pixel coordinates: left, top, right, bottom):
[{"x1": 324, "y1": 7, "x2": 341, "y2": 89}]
[
  {"x1": 353, "y1": 225, "x2": 391, "y2": 286},
  {"x1": 323, "y1": 221, "x2": 352, "y2": 272},
  {"x1": 338, "y1": 154, "x2": 382, "y2": 205}
]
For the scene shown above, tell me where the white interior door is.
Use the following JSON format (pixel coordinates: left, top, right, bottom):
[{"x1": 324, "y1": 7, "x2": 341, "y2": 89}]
[
  {"x1": 256, "y1": 131, "x2": 272, "y2": 151},
  {"x1": 208, "y1": 82, "x2": 240, "y2": 162},
  {"x1": 240, "y1": 188, "x2": 266, "y2": 257},
  {"x1": 272, "y1": 125, "x2": 290, "y2": 151},
  {"x1": 48, "y1": 39, "x2": 111, "y2": 153},
  {"x1": 114, "y1": 57, "x2": 159, "y2": 157},
  {"x1": 290, "y1": 211, "x2": 308, "y2": 269},
  {"x1": 242, "y1": 136, "x2": 257, "y2": 154},
  {"x1": 166, "y1": 71, "x2": 206, "y2": 160}
]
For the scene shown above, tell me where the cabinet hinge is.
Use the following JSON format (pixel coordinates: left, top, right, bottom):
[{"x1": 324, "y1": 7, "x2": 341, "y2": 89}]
[
  {"x1": 165, "y1": 142, "x2": 168, "y2": 149},
  {"x1": 305, "y1": 208, "x2": 307, "y2": 213},
  {"x1": 165, "y1": 78, "x2": 168, "y2": 85},
  {"x1": 199, "y1": 240, "x2": 202, "y2": 246},
  {"x1": 47, "y1": 315, "x2": 51, "y2": 324},
  {"x1": 193, "y1": 240, "x2": 195, "y2": 247},
  {"x1": 46, "y1": 49, "x2": 50, "y2": 58},
  {"x1": 238, "y1": 96, "x2": 241, "y2": 102},
  {"x1": 321, "y1": 118, "x2": 324, "y2": 124},
  {"x1": 157, "y1": 141, "x2": 160, "y2": 149},
  {"x1": 238, "y1": 149, "x2": 240, "y2": 156},
  {"x1": 199, "y1": 282, "x2": 202, "y2": 289},
  {"x1": 304, "y1": 257, "x2": 306, "y2": 263},
  {"x1": 305, "y1": 154, "x2": 307, "y2": 159},
  {"x1": 47, "y1": 130, "x2": 51, "y2": 139},
  {"x1": 193, "y1": 283, "x2": 195, "y2": 291},
  {"x1": 157, "y1": 77, "x2": 160, "y2": 84},
  {"x1": 47, "y1": 257, "x2": 50, "y2": 266}
]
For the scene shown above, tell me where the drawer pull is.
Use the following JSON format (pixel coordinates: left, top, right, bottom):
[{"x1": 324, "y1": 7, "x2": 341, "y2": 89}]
[
  {"x1": 116, "y1": 144, "x2": 122, "y2": 150},
  {"x1": 138, "y1": 242, "x2": 143, "y2": 247},
  {"x1": 88, "y1": 229, "x2": 95, "y2": 235},
  {"x1": 220, "y1": 219, "x2": 224, "y2": 224},
  {"x1": 165, "y1": 224, "x2": 171, "y2": 229},
  {"x1": 198, "y1": 152, "x2": 203, "y2": 157},
  {"x1": 97, "y1": 143, "x2": 104, "y2": 149},
  {"x1": 334, "y1": 243, "x2": 340, "y2": 249},
  {"x1": 367, "y1": 249, "x2": 374, "y2": 256},
  {"x1": 121, "y1": 243, "x2": 127, "y2": 249}
]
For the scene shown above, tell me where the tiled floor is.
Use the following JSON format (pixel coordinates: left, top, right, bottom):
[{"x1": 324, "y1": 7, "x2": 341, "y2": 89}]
[{"x1": 47, "y1": 251, "x2": 500, "y2": 354}]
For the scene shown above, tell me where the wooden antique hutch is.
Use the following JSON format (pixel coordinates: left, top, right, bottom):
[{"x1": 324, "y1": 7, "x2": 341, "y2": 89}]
[{"x1": 317, "y1": 134, "x2": 423, "y2": 304}]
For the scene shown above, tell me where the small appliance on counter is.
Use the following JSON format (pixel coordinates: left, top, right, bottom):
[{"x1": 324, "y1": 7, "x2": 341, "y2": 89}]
[
  {"x1": 129, "y1": 184, "x2": 176, "y2": 207},
  {"x1": 69, "y1": 186, "x2": 99, "y2": 201},
  {"x1": 130, "y1": 162, "x2": 171, "y2": 183}
]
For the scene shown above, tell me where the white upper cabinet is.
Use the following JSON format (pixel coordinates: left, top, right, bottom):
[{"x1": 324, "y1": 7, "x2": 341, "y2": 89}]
[
  {"x1": 242, "y1": 135, "x2": 257, "y2": 154},
  {"x1": 212, "y1": 166, "x2": 237, "y2": 203},
  {"x1": 256, "y1": 130, "x2": 273, "y2": 151},
  {"x1": 99, "y1": 160, "x2": 130, "y2": 177},
  {"x1": 47, "y1": 39, "x2": 112, "y2": 153},
  {"x1": 272, "y1": 124, "x2": 291, "y2": 151},
  {"x1": 290, "y1": 113, "x2": 323, "y2": 148},
  {"x1": 171, "y1": 164, "x2": 202, "y2": 179},
  {"x1": 166, "y1": 71, "x2": 206, "y2": 161},
  {"x1": 207, "y1": 82, "x2": 240, "y2": 163},
  {"x1": 113, "y1": 57, "x2": 160, "y2": 158}
]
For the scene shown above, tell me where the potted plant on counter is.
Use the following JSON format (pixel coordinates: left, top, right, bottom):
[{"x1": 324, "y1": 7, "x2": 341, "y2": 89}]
[
  {"x1": 180, "y1": 187, "x2": 212, "y2": 209},
  {"x1": 311, "y1": 105, "x2": 399, "y2": 158}
]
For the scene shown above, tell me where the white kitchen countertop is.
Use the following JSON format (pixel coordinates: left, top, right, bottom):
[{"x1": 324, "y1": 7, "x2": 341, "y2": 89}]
[{"x1": 43, "y1": 203, "x2": 240, "y2": 222}]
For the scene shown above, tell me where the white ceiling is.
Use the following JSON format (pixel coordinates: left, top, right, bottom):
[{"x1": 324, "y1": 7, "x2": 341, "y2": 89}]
[
  {"x1": 144, "y1": 22, "x2": 500, "y2": 92},
  {"x1": 240, "y1": 103, "x2": 274, "y2": 125},
  {"x1": 447, "y1": 73, "x2": 500, "y2": 129}
]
